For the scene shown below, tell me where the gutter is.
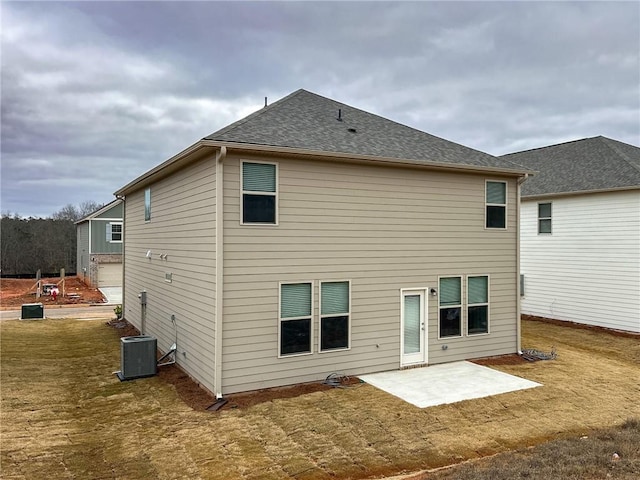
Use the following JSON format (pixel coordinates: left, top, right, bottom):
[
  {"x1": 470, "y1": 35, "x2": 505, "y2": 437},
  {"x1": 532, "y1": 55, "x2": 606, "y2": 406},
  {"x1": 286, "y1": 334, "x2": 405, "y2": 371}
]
[
  {"x1": 214, "y1": 146, "x2": 227, "y2": 398},
  {"x1": 114, "y1": 139, "x2": 534, "y2": 198}
]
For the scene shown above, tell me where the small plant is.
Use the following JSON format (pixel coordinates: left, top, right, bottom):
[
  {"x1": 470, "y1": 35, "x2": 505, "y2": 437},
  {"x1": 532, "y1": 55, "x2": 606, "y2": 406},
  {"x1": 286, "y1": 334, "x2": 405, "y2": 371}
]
[{"x1": 113, "y1": 305, "x2": 123, "y2": 319}]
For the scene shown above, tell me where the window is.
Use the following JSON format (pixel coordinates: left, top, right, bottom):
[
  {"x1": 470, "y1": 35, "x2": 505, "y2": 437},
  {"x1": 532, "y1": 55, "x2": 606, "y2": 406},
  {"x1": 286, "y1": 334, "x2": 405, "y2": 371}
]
[
  {"x1": 242, "y1": 161, "x2": 277, "y2": 224},
  {"x1": 538, "y1": 202, "x2": 552, "y2": 234},
  {"x1": 467, "y1": 276, "x2": 489, "y2": 335},
  {"x1": 107, "y1": 222, "x2": 123, "y2": 243},
  {"x1": 279, "y1": 282, "x2": 312, "y2": 356},
  {"x1": 144, "y1": 188, "x2": 151, "y2": 222},
  {"x1": 320, "y1": 281, "x2": 350, "y2": 352},
  {"x1": 439, "y1": 277, "x2": 462, "y2": 338},
  {"x1": 486, "y1": 181, "x2": 506, "y2": 229}
]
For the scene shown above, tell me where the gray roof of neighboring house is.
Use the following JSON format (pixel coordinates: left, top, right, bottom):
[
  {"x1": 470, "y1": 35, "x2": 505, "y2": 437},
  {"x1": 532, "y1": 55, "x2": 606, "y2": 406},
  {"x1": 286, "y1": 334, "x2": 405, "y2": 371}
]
[
  {"x1": 205, "y1": 89, "x2": 526, "y2": 171},
  {"x1": 502, "y1": 136, "x2": 640, "y2": 197}
]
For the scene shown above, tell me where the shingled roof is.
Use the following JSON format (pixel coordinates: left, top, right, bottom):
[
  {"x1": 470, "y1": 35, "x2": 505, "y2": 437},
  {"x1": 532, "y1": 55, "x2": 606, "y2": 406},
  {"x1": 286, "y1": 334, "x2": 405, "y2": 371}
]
[
  {"x1": 205, "y1": 89, "x2": 525, "y2": 172},
  {"x1": 502, "y1": 136, "x2": 640, "y2": 197}
]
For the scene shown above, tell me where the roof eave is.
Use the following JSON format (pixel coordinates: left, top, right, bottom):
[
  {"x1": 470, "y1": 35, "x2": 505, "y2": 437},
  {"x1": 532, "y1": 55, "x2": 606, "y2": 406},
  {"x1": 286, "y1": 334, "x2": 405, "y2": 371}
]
[
  {"x1": 74, "y1": 198, "x2": 123, "y2": 224},
  {"x1": 202, "y1": 140, "x2": 534, "y2": 176},
  {"x1": 522, "y1": 184, "x2": 640, "y2": 200}
]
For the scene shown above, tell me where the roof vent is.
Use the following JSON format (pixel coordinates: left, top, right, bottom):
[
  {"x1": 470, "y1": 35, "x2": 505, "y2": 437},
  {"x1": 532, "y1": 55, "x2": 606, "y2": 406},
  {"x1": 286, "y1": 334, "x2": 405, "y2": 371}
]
[
  {"x1": 348, "y1": 127, "x2": 357, "y2": 133},
  {"x1": 337, "y1": 108, "x2": 342, "y2": 121}
]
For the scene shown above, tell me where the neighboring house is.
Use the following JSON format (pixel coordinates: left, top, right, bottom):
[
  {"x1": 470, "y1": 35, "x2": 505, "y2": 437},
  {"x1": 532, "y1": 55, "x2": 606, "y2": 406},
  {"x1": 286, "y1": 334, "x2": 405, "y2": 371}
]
[
  {"x1": 503, "y1": 136, "x2": 640, "y2": 333},
  {"x1": 75, "y1": 199, "x2": 124, "y2": 288},
  {"x1": 115, "y1": 89, "x2": 531, "y2": 397}
]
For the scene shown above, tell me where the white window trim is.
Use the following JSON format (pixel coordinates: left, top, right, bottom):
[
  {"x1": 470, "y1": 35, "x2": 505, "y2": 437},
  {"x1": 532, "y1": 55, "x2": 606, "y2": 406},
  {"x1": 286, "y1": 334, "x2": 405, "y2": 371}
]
[
  {"x1": 485, "y1": 180, "x2": 508, "y2": 230},
  {"x1": 319, "y1": 279, "x2": 352, "y2": 353},
  {"x1": 538, "y1": 202, "x2": 552, "y2": 235},
  {"x1": 108, "y1": 222, "x2": 123, "y2": 243},
  {"x1": 278, "y1": 281, "x2": 314, "y2": 358},
  {"x1": 466, "y1": 275, "x2": 490, "y2": 336},
  {"x1": 437, "y1": 275, "x2": 463, "y2": 340},
  {"x1": 144, "y1": 187, "x2": 151, "y2": 223},
  {"x1": 240, "y1": 160, "x2": 279, "y2": 226}
]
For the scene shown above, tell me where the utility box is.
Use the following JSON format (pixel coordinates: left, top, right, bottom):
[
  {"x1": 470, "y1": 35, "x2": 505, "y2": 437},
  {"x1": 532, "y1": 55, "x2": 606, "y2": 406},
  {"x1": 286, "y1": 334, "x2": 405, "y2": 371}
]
[
  {"x1": 118, "y1": 335, "x2": 157, "y2": 380},
  {"x1": 21, "y1": 303, "x2": 44, "y2": 320}
]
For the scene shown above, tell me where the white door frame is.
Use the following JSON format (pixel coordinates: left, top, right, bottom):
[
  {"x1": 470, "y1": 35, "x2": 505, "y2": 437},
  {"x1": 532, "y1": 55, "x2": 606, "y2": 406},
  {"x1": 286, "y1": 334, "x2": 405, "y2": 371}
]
[{"x1": 400, "y1": 288, "x2": 428, "y2": 366}]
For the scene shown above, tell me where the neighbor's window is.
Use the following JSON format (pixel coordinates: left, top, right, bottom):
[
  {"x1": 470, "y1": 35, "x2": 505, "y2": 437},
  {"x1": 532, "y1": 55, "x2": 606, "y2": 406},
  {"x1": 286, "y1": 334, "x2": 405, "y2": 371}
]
[
  {"x1": 538, "y1": 202, "x2": 552, "y2": 234},
  {"x1": 486, "y1": 181, "x2": 507, "y2": 229},
  {"x1": 107, "y1": 222, "x2": 123, "y2": 243},
  {"x1": 144, "y1": 188, "x2": 151, "y2": 222},
  {"x1": 467, "y1": 276, "x2": 489, "y2": 335},
  {"x1": 279, "y1": 282, "x2": 312, "y2": 356},
  {"x1": 439, "y1": 276, "x2": 462, "y2": 338},
  {"x1": 242, "y1": 161, "x2": 277, "y2": 224},
  {"x1": 320, "y1": 281, "x2": 350, "y2": 352}
]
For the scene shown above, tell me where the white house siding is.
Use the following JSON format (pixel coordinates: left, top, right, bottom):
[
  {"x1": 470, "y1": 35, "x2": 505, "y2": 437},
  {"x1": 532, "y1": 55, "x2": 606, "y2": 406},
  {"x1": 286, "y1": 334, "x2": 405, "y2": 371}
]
[
  {"x1": 221, "y1": 153, "x2": 519, "y2": 394},
  {"x1": 520, "y1": 190, "x2": 640, "y2": 333},
  {"x1": 123, "y1": 154, "x2": 218, "y2": 393}
]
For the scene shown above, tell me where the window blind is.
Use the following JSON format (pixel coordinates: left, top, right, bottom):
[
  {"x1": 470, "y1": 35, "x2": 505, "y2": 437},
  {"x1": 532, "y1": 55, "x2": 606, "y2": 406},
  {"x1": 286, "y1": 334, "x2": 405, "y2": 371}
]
[
  {"x1": 321, "y1": 281, "x2": 349, "y2": 315},
  {"x1": 281, "y1": 283, "x2": 311, "y2": 319},
  {"x1": 439, "y1": 277, "x2": 461, "y2": 306},
  {"x1": 468, "y1": 276, "x2": 488, "y2": 304},
  {"x1": 243, "y1": 162, "x2": 276, "y2": 192},
  {"x1": 486, "y1": 181, "x2": 506, "y2": 204}
]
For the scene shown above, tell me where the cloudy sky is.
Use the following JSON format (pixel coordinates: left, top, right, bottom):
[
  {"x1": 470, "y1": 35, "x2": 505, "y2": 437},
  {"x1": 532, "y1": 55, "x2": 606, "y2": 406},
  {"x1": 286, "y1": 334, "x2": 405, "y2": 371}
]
[{"x1": 2, "y1": 1, "x2": 639, "y2": 218}]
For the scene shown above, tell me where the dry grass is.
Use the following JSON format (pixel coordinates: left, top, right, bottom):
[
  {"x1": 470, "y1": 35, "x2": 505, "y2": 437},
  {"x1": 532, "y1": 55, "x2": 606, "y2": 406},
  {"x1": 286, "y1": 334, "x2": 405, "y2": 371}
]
[{"x1": 1, "y1": 318, "x2": 639, "y2": 479}]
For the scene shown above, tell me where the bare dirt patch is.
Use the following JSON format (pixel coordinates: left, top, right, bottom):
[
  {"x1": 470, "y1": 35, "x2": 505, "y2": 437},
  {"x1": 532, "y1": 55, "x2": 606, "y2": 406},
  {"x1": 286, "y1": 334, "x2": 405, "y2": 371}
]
[
  {"x1": 523, "y1": 314, "x2": 640, "y2": 339},
  {"x1": 3, "y1": 318, "x2": 638, "y2": 479},
  {"x1": 0, "y1": 276, "x2": 105, "y2": 308}
]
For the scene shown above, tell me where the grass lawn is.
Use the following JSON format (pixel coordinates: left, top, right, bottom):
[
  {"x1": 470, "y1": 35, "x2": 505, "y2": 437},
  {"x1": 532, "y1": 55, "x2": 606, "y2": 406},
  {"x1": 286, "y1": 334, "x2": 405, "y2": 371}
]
[{"x1": 1, "y1": 318, "x2": 638, "y2": 479}]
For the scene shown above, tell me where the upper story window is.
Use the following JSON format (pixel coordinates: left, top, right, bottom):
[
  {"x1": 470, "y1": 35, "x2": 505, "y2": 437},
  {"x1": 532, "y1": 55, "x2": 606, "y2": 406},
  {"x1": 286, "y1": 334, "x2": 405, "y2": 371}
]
[
  {"x1": 242, "y1": 161, "x2": 277, "y2": 224},
  {"x1": 144, "y1": 188, "x2": 151, "y2": 222},
  {"x1": 107, "y1": 222, "x2": 123, "y2": 243},
  {"x1": 485, "y1": 181, "x2": 507, "y2": 229},
  {"x1": 538, "y1": 202, "x2": 552, "y2": 234}
]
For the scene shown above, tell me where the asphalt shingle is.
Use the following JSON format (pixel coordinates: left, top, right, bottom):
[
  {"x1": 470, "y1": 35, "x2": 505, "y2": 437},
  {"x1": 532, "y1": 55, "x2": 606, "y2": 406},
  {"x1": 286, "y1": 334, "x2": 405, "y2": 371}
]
[
  {"x1": 205, "y1": 89, "x2": 525, "y2": 171},
  {"x1": 502, "y1": 136, "x2": 640, "y2": 197}
]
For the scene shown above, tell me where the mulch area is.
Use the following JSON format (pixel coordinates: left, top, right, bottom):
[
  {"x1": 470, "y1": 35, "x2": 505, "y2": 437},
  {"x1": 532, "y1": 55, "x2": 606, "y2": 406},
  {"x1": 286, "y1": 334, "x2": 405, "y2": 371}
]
[
  {"x1": 106, "y1": 318, "x2": 358, "y2": 411},
  {"x1": 106, "y1": 314, "x2": 636, "y2": 412},
  {"x1": 0, "y1": 276, "x2": 105, "y2": 308}
]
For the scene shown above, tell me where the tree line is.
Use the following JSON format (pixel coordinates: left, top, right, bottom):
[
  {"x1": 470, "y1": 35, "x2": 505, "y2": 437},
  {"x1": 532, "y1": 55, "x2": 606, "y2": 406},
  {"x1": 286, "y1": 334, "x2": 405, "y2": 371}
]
[{"x1": 1, "y1": 201, "x2": 102, "y2": 277}]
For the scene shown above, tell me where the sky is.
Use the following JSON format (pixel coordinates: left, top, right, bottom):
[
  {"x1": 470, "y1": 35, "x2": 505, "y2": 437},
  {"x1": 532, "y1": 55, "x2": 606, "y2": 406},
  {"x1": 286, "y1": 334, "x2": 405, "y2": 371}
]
[{"x1": 1, "y1": 1, "x2": 639, "y2": 218}]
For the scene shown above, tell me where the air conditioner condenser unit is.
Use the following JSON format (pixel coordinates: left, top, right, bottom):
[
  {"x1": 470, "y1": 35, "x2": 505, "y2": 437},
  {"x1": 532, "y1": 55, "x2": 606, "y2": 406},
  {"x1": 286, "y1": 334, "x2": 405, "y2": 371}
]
[{"x1": 117, "y1": 335, "x2": 157, "y2": 381}]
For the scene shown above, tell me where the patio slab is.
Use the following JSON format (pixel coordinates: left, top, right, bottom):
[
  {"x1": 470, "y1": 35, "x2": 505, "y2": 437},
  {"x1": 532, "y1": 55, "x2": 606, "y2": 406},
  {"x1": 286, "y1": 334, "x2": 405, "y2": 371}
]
[{"x1": 359, "y1": 361, "x2": 541, "y2": 408}]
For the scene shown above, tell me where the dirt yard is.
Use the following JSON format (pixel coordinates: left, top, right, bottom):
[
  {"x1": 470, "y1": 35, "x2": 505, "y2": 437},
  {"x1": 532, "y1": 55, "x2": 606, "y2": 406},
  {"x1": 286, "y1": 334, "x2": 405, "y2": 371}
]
[
  {"x1": 0, "y1": 276, "x2": 105, "y2": 308},
  {"x1": 1, "y1": 318, "x2": 638, "y2": 479}
]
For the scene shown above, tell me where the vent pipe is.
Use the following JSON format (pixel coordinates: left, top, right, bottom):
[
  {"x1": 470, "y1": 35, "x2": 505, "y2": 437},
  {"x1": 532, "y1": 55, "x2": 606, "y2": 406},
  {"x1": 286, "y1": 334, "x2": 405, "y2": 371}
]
[
  {"x1": 337, "y1": 108, "x2": 342, "y2": 121},
  {"x1": 264, "y1": 97, "x2": 268, "y2": 107}
]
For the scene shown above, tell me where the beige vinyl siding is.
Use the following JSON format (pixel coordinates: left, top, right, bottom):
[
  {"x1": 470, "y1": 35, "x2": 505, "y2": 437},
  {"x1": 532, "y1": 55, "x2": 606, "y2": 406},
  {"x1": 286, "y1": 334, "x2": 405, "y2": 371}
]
[
  {"x1": 222, "y1": 153, "x2": 518, "y2": 394},
  {"x1": 123, "y1": 154, "x2": 217, "y2": 393},
  {"x1": 521, "y1": 190, "x2": 640, "y2": 333}
]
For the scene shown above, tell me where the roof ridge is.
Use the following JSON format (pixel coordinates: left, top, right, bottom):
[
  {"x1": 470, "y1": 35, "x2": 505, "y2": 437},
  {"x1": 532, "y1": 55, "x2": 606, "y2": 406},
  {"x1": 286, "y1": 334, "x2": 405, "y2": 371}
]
[
  {"x1": 204, "y1": 89, "x2": 307, "y2": 139},
  {"x1": 301, "y1": 90, "x2": 505, "y2": 161},
  {"x1": 599, "y1": 136, "x2": 640, "y2": 174},
  {"x1": 501, "y1": 136, "x2": 601, "y2": 157}
]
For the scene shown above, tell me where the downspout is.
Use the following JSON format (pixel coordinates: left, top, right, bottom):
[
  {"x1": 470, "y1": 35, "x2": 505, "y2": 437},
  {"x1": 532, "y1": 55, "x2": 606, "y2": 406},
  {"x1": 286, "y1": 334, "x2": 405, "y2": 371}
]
[
  {"x1": 116, "y1": 195, "x2": 125, "y2": 321},
  {"x1": 516, "y1": 173, "x2": 529, "y2": 354},
  {"x1": 214, "y1": 146, "x2": 227, "y2": 398}
]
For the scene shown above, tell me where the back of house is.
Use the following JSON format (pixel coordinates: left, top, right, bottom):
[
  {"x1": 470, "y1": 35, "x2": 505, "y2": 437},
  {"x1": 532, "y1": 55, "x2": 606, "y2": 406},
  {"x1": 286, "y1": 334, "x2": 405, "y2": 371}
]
[
  {"x1": 116, "y1": 89, "x2": 531, "y2": 397},
  {"x1": 503, "y1": 136, "x2": 640, "y2": 333}
]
